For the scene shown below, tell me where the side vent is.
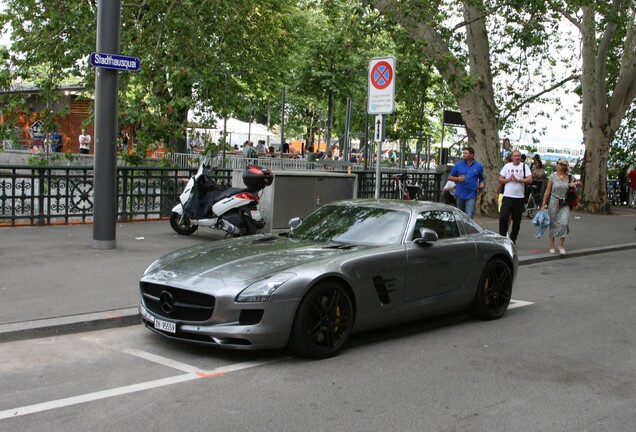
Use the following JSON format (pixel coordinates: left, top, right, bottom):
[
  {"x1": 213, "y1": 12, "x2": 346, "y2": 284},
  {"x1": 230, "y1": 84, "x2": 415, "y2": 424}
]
[{"x1": 372, "y1": 276, "x2": 392, "y2": 305}]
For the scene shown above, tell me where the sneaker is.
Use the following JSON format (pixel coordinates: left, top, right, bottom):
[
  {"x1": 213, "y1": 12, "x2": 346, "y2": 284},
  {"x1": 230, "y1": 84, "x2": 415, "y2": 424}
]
[
  {"x1": 559, "y1": 248, "x2": 566, "y2": 255},
  {"x1": 549, "y1": 248, "x2": 555, "y2": 254}
]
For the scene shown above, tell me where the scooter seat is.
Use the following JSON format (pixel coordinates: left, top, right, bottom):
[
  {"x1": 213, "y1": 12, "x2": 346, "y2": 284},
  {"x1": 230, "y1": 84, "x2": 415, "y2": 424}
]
[{"x1": 213, "y1": 187, "x2": 247, "y2": 202}]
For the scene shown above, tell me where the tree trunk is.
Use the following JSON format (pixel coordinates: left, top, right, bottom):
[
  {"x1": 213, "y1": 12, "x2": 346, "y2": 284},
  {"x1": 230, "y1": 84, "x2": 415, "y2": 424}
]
[
  {"x1": 373, "y1": 0, "x2": 502, "y2": 216},
  {"x1": 461, "y1": 94, "x2": 502, "y2": 217},
  {"x1": 575, "y1": 3, "x2": 636, "y2": 213},
  {"x1": 461, "y1": 3, "x2": 500, "y2": 217},
  {"x1": 580, "y1": 129, "x2": 612, "y2": 213}
]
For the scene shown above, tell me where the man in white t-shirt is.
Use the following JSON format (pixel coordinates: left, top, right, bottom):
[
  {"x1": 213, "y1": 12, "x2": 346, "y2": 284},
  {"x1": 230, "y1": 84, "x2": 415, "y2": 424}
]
[
  {"x1": 79, "y1": 129, "x2": 91, "y2": 154},
  {"x1": 498, "y1": 149, "x2": 532, "y2": 243}
]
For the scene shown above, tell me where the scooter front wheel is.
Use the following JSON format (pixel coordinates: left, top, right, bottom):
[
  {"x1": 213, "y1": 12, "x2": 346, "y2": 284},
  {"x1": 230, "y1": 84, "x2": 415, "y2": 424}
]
[{"x1": 170, "y1": 212, "x2": 197, "y2": 235}]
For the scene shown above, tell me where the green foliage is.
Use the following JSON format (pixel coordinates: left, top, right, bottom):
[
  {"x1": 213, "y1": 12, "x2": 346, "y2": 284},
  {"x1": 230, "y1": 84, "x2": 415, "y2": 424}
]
[
  {"x1": 609, "y1": 105, "x2": 636, "y2": 176},
  {"x1": 119, "y1": 147, "x2": 147, "y2": 167},
  {"x1": 26, "y1": 150, "x2": 49, "y2": 166},
  {"x1": 0, "y1": 121, "x2": 19, "y2": 149},
  {"x1": 2, "y1": 0, "x2": 300, "y2": 150},
  {"x1": 157, "y1": 156, "x2": 175, "y2": 168},
  {"x1": 25, "y1": 149, "x2": 79, "y2": 166}
]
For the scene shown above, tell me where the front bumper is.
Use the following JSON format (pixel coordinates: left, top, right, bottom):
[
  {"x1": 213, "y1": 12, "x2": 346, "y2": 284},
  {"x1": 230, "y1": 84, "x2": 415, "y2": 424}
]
[{"x1": 139, "y1": 297, "x2": 301, "y2": 350}]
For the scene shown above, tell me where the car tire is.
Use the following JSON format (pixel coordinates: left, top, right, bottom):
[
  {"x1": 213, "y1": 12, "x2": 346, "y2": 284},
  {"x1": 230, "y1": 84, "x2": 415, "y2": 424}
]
[
  {"x1": 289, "y1": 282, "x2": 354, "y2": 359},
  {"x1": 169, "y1": 212, "x2": 197, "y2": 235},
  {"x1": 468, "y1": 258, "x2": 513, "y2": 320}
]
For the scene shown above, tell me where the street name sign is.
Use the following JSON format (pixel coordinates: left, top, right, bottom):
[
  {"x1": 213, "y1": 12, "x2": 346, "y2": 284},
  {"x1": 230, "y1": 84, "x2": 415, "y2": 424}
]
[
  {"x1": 90, "y1": 52, "x2": 141, "y2": 72},
  {"x1": 367, "y1": 56, "x2": 396, "y2": 115}
]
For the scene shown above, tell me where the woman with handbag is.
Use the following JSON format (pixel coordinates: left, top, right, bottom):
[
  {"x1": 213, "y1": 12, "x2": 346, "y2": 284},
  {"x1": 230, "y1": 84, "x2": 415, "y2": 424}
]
[{"x1": 540, "y1": 158, "x2": 582, "y2": 255}]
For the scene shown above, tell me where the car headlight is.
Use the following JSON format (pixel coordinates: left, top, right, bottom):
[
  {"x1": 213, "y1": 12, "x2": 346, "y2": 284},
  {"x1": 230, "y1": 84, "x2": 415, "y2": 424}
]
[{"x1": 236, "y1": 273, "x2": 296, "y2": 303}]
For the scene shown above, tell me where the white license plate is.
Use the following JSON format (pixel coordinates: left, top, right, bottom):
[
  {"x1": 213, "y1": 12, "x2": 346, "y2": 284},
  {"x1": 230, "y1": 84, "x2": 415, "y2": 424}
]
[
  {"x1": 154, "y1": 318, "x2": 176, "y2": 334},
  {"x1": 250, "y1": 209, "x2": 263, "y2": 221}
]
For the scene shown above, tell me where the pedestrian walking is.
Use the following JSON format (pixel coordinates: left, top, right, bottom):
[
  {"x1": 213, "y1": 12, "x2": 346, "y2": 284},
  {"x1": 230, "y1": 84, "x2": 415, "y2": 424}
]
[
  {"x1": 498, "y1": 149, "x2": 532, "y2": 244},
  {"x1": 447, "y1": 146, "x2": 485, "y2": 218},
  {"x1": 627, "y1": 165, "x2": 636, "y2": 207},
  {"x1": 540, "y1": 158, "x2": 582, "y2": 255},
  {"x1": 530, "y1": 154, "x2": 546, "y2": 195}
]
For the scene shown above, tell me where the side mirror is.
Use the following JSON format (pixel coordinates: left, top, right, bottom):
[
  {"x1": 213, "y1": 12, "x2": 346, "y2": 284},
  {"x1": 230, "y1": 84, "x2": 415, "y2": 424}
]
[
  {"x1": 288, "y1": 217, "x2": 303, "y2": 229},
  {"x1": 413, "y1": 228, "x2": 438, "y2": 244}
]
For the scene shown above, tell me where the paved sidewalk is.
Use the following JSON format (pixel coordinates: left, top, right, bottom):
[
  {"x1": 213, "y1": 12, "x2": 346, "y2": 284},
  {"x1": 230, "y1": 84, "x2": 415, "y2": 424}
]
[{"x1": 1, "y1": 208, "x2": 635, "y2": 342}]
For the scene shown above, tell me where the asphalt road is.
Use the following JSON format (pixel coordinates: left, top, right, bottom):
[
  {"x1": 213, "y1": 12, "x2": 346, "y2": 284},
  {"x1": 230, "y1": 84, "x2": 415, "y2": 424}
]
[{"x1": 1, "y1": 251, "x2": 634, "y2": 431}]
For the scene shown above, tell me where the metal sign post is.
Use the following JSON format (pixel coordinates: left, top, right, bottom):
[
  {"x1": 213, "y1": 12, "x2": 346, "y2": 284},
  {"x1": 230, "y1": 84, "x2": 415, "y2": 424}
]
[
  {"x1": 92, "y1": 0, "x2": 122, "y2": 250},
  {"x1": 375, "y1": 115, "x2": 384, "y2": 199},
  {"x1": 91, "y1": 1, "x2": 139, "y2": 249},
  {"x1": 367, "y1": 56, "x2": 396, "y2": 199}
]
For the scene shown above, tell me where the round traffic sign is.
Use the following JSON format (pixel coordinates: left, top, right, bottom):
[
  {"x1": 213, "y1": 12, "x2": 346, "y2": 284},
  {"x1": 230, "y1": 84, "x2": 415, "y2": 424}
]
[{"x1": 370, "y1": 61, "x2": 393, "y2": 90}]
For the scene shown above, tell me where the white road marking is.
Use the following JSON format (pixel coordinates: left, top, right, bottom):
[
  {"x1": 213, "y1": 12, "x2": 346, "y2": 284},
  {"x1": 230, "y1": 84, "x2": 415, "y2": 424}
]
[
  {"x1": 2, "y1": 299, "x2": 533, "y2": 421},
  {"x1": 508, "y1": 299, "x2": 534, "y2": 310},
  {"x1": 0, "y1": 374, "x2": 195, "y2": 420},
  {"x1": 0, "y1": 357, "x2": 286, "y2": 420},
  {"x1": 123, "y1": 349, "x2": 202, "y2": 373}
]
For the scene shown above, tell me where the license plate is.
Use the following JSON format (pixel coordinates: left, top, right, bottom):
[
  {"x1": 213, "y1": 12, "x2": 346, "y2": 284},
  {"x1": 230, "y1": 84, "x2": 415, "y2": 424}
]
[
  {"x1": 154, "y1": 318, "x2": 176, "y2": 334},
  {"x1": 250, "y1": 209, "x2": 263, "y2": 221}
]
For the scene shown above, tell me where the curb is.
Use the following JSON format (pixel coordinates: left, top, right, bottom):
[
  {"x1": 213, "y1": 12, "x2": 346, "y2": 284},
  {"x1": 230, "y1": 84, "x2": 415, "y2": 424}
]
[
  {"x1": 0, "y1": 308, "x2": 139, "y2": 343},
  {"x1": 3, "y1": 242, "x2": 636, "y2": 344},
  {"x1": 518, "y1": 241, "x2": 636, "y2": 265}
]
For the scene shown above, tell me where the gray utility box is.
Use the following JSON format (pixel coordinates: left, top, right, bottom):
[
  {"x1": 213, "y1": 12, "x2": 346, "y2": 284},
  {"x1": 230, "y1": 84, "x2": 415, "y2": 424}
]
[{"x1": 259, "y1": 171, "x2": 357, "y2": 232}]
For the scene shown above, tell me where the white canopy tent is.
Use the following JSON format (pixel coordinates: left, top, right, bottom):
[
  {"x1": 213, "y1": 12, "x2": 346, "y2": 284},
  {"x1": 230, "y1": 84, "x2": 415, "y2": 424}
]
[{"x1": 187, "y1": 110, "x2": 275, "y2": 149}]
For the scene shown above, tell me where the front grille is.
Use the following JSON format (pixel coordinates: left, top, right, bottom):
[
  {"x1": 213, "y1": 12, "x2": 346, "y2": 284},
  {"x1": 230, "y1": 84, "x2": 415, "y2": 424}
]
[{"x1": 140, "y1": 282, "x2": 215, "y2": 321}]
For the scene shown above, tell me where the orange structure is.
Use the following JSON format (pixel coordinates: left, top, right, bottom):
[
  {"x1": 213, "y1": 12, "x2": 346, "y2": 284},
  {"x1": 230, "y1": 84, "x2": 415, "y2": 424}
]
[{"x1": 0, "y1": 85, "x2": 93, "y2": 153}]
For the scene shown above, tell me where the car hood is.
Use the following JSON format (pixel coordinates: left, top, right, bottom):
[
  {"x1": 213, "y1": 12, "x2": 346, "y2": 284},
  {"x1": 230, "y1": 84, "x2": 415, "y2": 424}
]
[{"x1": 143, "y1": 234, "x2": 375, "y2": 282}]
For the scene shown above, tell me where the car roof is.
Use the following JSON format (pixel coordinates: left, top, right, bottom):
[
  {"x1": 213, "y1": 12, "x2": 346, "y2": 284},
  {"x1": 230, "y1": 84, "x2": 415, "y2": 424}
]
[{"x1": 326, "y1": 199, "x2": 458, "y2": 214}]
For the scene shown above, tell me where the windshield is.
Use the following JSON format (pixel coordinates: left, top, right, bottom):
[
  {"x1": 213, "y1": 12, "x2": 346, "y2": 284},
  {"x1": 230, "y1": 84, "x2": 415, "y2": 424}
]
[{"x1": 290, "y1": 205, "x2": 409, "y2": 245}]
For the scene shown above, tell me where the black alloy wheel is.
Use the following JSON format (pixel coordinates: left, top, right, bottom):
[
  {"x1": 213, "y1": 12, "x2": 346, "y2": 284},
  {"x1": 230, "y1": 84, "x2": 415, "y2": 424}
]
[
  {"x1": 468, "y1": 258, "x2": 513, "y2": 320},
  {"x1": 169, "y1": 212, "x2": 197, "y2": 235},
  {"x1": 289, "y1": 282, "x2": 354, "y2": 359}
]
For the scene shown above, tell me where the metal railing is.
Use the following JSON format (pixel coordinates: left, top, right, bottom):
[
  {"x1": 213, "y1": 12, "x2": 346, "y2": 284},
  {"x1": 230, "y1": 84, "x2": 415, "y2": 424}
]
[
  {"x1": 158, "y1": 151, "x2": 436, "y2": 174},
  {"x1": 356, "y1": 170, "x2": 442, "y2": 201},
  {"x1": 0, "y1": 163, "x2": 442, "y2": 226},
  {"x1": 0, "y1": 165, "x2": 232, "y2": 226}
]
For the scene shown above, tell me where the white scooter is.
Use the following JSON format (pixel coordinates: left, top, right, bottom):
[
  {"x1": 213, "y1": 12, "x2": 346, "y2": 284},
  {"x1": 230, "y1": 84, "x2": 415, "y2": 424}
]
[{"x1": 170, "y1": 159, "x2": 273, "y2": 236}]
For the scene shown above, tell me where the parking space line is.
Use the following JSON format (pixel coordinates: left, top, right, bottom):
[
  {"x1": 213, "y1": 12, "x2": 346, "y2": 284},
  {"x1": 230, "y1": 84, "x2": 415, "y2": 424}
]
[
  {"x1": 0, "y1": 373, "x2": 196, "y2": 420},
  {"x1": 509, "y1": 299, "x2": 534, "y2": 309},
  {"x1": 0, "y1": 356, "x2": 286, "y2": 420},
  {"x1": 204, "y1": 358, "x2": 289, "y2": 375},
  {"x1": 123, "y1": 349, "x2": 202, "y2": 373}
]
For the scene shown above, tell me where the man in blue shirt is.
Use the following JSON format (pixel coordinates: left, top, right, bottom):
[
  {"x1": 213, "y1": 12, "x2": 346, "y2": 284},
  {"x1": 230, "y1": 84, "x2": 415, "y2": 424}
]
[{"x1": 447, "y1": 146, "x2": 485, "y2": 218}]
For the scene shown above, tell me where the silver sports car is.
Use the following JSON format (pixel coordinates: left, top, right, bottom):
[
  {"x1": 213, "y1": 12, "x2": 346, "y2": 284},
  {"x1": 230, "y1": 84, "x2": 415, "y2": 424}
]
[{"x1": 139, "y1": 199, "x2": 517, "y2": 358}]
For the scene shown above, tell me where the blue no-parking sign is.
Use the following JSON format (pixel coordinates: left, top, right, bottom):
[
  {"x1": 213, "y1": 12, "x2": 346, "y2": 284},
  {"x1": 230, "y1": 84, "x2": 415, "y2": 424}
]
[{"x1": 367, "y1": 56, "x2": 396, "y2": 115}]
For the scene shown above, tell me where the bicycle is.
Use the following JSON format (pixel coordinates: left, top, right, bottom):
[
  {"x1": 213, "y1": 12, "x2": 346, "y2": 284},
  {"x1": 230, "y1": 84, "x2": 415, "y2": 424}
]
[
  {"x1": 524, "y1": 184, "x2": 540, "y2": 219},
  {"x1": 392, "y1": 173, "x2": 422, "y2": 200}
]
